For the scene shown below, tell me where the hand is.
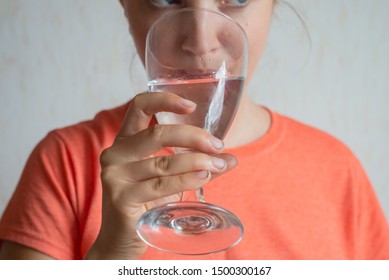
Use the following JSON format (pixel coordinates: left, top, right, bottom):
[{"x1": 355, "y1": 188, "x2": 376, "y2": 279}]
[{"x1": 85, "y1": 92, "x2": 238, "y2": 259}]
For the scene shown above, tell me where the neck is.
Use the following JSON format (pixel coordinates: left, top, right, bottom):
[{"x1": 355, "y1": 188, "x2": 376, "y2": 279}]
[{"x1": 223, "y1": 92, "x2": 271, "y2": 148}]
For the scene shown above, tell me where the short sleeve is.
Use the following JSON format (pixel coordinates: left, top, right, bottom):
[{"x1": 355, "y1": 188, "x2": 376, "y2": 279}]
[
  {"x1": 351, "y1": 158, "x2": 389, "y2": 259},
  {"x1": 0, "y1": 131, "x2": 82, "y2": 259}
]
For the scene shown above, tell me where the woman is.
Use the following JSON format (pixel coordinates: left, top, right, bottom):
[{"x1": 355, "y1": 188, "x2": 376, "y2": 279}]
[{"x1": 1, "y1": 0, "x2": 388, "y2": 260}]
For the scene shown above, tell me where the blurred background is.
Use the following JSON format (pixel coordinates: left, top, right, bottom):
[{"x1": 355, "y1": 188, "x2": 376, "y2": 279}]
[{"x1": 0, "y1": 0, "x2": 388, "y2": 219}]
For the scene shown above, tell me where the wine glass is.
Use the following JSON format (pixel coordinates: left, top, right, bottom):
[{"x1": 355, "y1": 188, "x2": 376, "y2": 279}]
[{"x1": 136, "y1": 8, "x2": 248, "y2": 255}]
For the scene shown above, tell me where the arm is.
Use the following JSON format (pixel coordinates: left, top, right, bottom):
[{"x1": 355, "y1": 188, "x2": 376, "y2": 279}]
[
  {"x1": 0, "y1": 241, "x2": 53, "y2": 260},
  {"x1": 85, "y1": 92, "x2": 237, "y2": 259}
]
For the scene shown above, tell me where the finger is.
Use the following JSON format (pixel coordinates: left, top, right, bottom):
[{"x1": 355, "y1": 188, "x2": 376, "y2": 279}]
[
  {"x1": 126, "y1": 153, "x2": 228, "y2": 181},
  {"x1": 117, "y1": 92, "x2": 197, "y2": 138},
  {"x1": 144, "y1": 193, "x2": 182, "y2": 211},
  {"x1": 129, "y1": 170, "x2": 212, "y2": 204},
  {"x1": 209, "y1": 153, "x2": 238, "y2": 181},
  {"x1": 115, "y1": 124, "x2": 225, "y2": 161}
]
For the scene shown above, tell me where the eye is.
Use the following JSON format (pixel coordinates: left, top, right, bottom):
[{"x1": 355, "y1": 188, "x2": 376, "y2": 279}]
[
  {"x1": 219, "y1": 0, "x2": 250, "y2": 8},
  {"x1": 149, "y1": 0, "x2": 182, "y2": 8}
]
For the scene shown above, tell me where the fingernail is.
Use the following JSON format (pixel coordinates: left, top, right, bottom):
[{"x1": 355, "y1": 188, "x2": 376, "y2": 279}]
[
  {"x1": 210, "y1": 137, "x2": 224, "y2": 150},
  {"x1": 196, "y1": 170, "x2": 210, "y2": 179},
  {"x1": 212, "y1": 157, "x2": 226, "y2": 170},
  {"x1": 229, "y1": 156, "x2": 238, "y2": 168},
  {"x1": 181, "y1": 98, "x2": 197, "y2": 108}
]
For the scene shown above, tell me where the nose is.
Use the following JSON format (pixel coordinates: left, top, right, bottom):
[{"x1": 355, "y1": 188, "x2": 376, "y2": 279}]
[{"x1": 181, "y1": 11, "x2": 222, "y2": 57}]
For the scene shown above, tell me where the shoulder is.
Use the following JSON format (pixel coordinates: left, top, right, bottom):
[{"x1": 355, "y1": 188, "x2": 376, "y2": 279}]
[
  {"x1": 25, "y1": 102, "x2": 130, "y2": 177},
  {"x1": 270, "y1": 111, "x2": 366, "y2": 180},
  {"x1": 41, "y1": 102, "x2": 129, "y2": 152},
  {"x1": 275, "y1": 112, "x2": 357, "y2": 160},
  {"x1": 273, "y1": 113, "x2": 389, "y2": 259}
]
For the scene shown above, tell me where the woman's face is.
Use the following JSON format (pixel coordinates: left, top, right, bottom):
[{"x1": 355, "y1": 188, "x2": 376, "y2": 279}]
[{"x1": 120, "y1": 0, "x2": 274, "y2": 83}]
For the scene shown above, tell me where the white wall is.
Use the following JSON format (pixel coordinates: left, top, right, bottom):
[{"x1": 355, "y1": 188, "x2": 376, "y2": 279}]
[{"x1": 1, "y1": 0, "x2": 388, "y2": 220}]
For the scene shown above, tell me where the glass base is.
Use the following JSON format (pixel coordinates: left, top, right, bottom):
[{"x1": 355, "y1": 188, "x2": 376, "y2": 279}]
[{"x1": 136, "y1": 201, "x2": 244, "y2": 255}]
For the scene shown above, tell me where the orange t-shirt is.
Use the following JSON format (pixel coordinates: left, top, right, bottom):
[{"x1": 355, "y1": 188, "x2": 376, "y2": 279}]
[{"x1": 0, "y1": 102, "x2": 388, "y2": 259}]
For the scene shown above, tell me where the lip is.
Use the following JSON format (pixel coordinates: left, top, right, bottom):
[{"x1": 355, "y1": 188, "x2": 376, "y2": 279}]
[{"x1": 173, "y1": 68, "x2": 217, "y2": 79}]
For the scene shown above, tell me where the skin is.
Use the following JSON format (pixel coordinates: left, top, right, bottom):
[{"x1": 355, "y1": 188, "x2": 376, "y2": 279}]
[{"x1": 0, "y1": 0, "x2": 273, "y2": 260}]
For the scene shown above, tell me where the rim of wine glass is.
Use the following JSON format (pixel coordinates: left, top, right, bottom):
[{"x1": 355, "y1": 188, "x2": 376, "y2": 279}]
[{"x1": 145, "y1": 7, "x2": 249, "y2": 79}]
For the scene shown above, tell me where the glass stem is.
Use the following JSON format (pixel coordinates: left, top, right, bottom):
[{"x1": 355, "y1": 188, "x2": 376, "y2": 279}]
[{"x1": 195, "y1": 187, "x2": 205, "y2": 202}]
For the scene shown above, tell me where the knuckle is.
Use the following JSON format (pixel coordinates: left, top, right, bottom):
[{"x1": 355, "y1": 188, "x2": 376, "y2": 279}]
[
  {"x1": 99, "y1": 147, "x2": 113, "y2": 167},
  {"x1": 100, "y1": 169, "x2": 109, "y2": 184},
  {"x1": 154, "y1": 156, "x2": 171, "y2": 174},
  {"x1": 99, "y1": 167, "x2": 118, "y2": 197},
  {"x1": 177, "y1": 175, "x2": 186, "y2": 189},
  {"x1": 150, "y1": 124, "x2": 164, "y2": 140},
  {"x1": 150, "y1": 175, "x2": 184, "y2": 196},
  {"x1": 99, "y1": 148, "x2": 124, "y2": 187},
  {"x1": 151, "y1": 177, "x2": 165, "y2": 194},
  {"x1": 130, "y1": 93, "x2": 149, "y2": 118},
  {"x1": 132, "y1": 92, "x2": 145, "y2": 108}
]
